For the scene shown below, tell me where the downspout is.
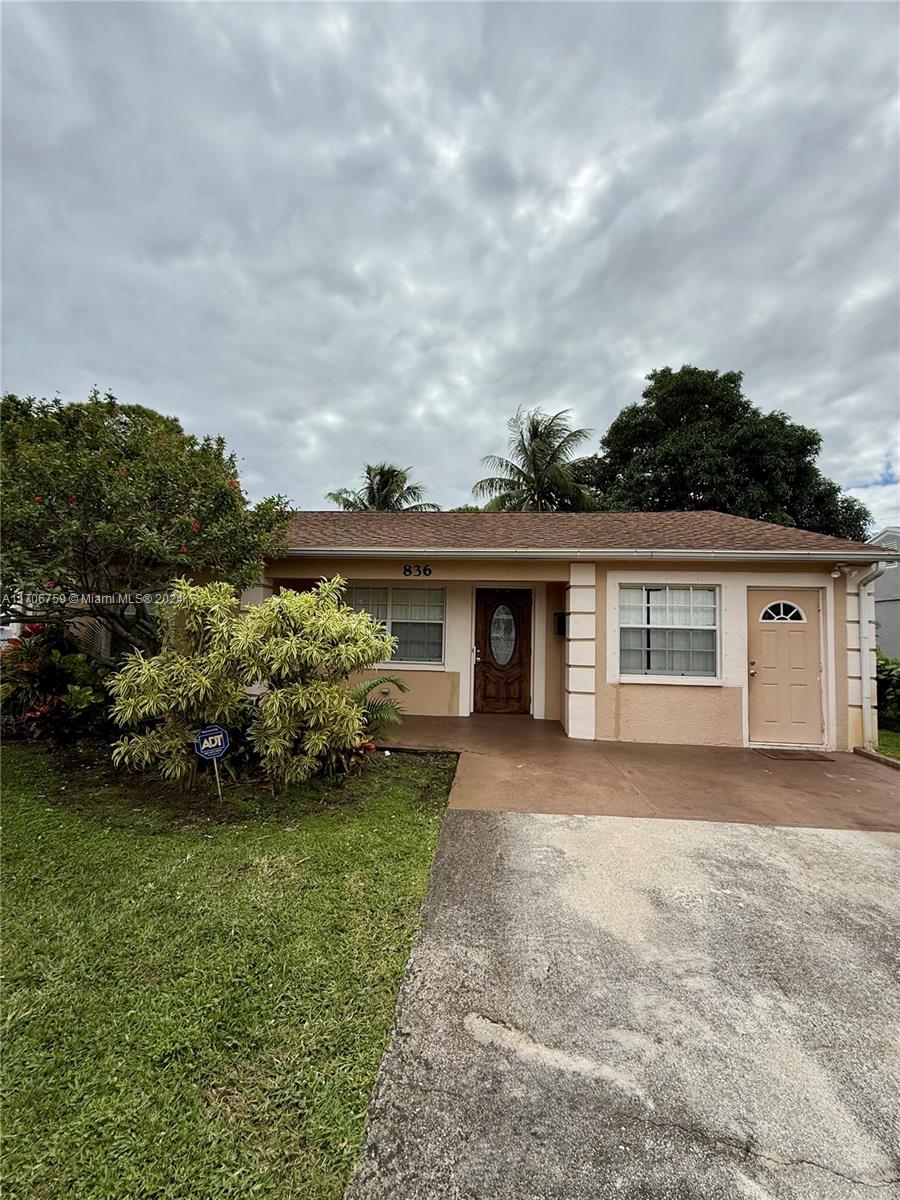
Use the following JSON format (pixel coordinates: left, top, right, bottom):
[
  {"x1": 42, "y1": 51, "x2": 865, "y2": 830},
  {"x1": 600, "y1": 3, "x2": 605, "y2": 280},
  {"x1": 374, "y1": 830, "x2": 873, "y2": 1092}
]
[{"x1": 855, "y1": 561, "x2": 888, "y2": 750}]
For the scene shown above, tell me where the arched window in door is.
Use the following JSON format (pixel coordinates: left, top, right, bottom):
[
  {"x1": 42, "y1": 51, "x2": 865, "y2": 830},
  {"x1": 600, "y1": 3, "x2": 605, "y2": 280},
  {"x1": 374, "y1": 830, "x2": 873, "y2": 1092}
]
[
  {"x1": 760, "y1": 601, "x2": 806, "y2": 622},
  {"x1": 490, "y1": 603, "x2": 517, "y2": 666}
]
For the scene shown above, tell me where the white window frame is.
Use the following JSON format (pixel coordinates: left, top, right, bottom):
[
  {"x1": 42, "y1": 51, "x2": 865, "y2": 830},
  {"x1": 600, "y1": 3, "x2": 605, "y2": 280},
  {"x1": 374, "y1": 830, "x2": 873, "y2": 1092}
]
[
  {"x1": 346, "y1": 586, "x2": 446, "y2": 666},
  {"x1": 760, "y1": 600, "x2": 807, "y2": 623},
  {"x1": 618, "y1": 584, "x2": 720, "y2": 680}
]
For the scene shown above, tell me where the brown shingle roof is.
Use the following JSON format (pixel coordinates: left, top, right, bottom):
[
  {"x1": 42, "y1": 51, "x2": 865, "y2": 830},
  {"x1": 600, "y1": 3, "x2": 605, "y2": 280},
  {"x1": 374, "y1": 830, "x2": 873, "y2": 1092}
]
[{"x1": 283, "y1": 511, "x2": 898, "y2": 557}]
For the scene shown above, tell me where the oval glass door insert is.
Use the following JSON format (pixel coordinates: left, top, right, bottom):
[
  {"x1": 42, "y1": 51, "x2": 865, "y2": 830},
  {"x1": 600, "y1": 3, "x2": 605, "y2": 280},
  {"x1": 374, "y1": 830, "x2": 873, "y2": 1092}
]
[{"x1": 490, "y1": 604, "x2": 516, "y2": 667}]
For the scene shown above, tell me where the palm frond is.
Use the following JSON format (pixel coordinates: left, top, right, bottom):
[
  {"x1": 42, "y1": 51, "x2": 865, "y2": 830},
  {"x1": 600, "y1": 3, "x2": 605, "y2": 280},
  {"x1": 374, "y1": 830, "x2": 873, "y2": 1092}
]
[
  {"x1": 348, "y1": 674, "x2": 410, "y2": 705},
  {"x1": 328, "y1": 464, "x2": 438, "y2": 512},
  {"x1": 551, "y1": 426, "x2": 593, "y2": 461},
  {"x1": 326, "y1": 488, "x2": 366, "y2": 511},
  {"x1": 476, "y1": 406, "x2": 596, "y2": 511},
  {"x1": 362, "y1": 699, "x2": 405, "y2": 729}
]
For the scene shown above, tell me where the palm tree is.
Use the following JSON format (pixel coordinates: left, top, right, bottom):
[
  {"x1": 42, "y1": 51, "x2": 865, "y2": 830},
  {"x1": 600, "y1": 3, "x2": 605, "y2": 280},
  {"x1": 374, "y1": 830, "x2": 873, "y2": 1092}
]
[
  {"x1": 472, "y1": 408, "x2": 596, "y2": 511},
  {"x1": 326, "y1": 463, "x2": 440, "y2": 512}
]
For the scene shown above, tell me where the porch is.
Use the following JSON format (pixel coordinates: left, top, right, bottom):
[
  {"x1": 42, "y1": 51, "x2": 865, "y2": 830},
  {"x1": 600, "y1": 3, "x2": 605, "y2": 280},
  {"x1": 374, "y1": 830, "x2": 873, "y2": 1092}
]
[{"x1": 393, "y1": 715, "x2": 900, "y2": 831}]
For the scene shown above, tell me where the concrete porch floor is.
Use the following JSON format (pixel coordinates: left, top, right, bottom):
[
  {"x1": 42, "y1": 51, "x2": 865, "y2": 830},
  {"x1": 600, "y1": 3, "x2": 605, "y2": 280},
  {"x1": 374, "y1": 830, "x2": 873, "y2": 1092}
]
[{"x1": 394, "y1": 715, "x2": 900, "y2": 831}]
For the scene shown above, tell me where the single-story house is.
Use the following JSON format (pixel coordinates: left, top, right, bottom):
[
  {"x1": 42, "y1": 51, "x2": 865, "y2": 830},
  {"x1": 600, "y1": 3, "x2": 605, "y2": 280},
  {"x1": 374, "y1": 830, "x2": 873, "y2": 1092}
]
[{"x1": 245, "y1": 510, "x2": 900, "y2": 751}]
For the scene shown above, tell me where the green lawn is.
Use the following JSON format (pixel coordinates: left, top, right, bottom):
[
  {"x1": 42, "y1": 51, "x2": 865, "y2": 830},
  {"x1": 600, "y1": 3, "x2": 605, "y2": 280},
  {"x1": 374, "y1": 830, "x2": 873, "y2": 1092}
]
[
  {"x1": 878, "y1": 728, "x2": 900, "y2": 760},
  {"x1": 1, "y1": 744, "x2": 455, "y2": 1200}
]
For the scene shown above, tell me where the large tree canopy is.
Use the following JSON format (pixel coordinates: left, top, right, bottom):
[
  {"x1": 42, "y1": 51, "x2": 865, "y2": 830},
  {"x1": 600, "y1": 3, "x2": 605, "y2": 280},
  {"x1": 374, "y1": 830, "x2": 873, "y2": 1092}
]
[
  {"x1": 473, "y1": 407, "x2": 596, "y2": 512},
  {"x1": 1, "y1": 390, "x2": 290, "y2": 652},
  {"x1": 573, "y1": 366, "x2": 872, "y2": 541}
]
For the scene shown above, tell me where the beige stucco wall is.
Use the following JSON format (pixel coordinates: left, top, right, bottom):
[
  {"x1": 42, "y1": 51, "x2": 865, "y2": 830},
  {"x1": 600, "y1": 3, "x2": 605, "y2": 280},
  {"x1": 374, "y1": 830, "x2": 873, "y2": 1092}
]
[
  {"x1": 254, "y1": 553, "x2": 865, "y2": 749},
  {"x1": 544, "y1": 582, "x2": 566, "y2": 722},
  {"x1": 593, "y1": 565, "x2": 743, "y2": 742},
  {"x1": 352, "y1": 669, "x2": 460, "y2": 718},
  {"x1": 264, "y1": 564, "x2": 564, "y2": 722},
  {"x1": 595, "y1": 680, "x2": 744, "y2": 745},
  {"x1": 596, "y1": 560, "x2": 842, "y2": 749},
  {"x1": 266, "y1": 557, "x2": 570, "y2": 583}
]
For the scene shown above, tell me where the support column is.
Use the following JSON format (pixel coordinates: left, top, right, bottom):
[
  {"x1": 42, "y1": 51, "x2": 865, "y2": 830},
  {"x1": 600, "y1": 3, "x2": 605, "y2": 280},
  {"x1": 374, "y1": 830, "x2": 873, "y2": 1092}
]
[
  {"x1": 845, "y1": 583, "x2": 863, "y2": 748},
  {"x1": 565, "y1": 563, "x2": 596, "y2": 740},
  {"x1": 239, "y1": 580, "x2": 274, "y2": 613}
]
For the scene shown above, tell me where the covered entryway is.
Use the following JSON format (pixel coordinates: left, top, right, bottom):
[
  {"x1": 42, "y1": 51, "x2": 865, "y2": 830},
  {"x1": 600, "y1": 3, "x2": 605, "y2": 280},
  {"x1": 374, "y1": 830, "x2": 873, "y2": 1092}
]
[
  {"x1": 473, "y1": 588, "x2": 532, "y2": 714},
  {"x1": 747, "y1": 587, "x2": 825, "y2": 746}
]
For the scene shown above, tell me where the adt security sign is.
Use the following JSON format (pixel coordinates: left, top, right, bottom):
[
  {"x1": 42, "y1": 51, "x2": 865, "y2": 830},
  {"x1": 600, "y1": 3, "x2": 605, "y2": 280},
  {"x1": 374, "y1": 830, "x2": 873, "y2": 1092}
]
[
  {"x1": 195, "y1": 726, "x2": 229, "y2": 759},
  {"x1": 195, "y1": 726, "x2": 229, "y2": 802}
]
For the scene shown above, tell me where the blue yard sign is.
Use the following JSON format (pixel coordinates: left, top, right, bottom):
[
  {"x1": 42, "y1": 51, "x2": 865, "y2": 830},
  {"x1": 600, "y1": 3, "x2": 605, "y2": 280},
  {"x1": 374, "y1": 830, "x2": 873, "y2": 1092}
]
[
  {"x1": 195, "y1": 725, "x2": 229, "y2": 760},
  {"x1": 195, "y1": 725, "x2": 229, "y2": 802}
]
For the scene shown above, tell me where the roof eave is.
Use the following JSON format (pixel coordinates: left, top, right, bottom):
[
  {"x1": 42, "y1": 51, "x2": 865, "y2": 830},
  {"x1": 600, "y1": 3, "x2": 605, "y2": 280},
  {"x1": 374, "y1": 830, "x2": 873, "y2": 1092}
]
[{"x1": 281, "y1": 546, "x2": 900, "y2": 563}]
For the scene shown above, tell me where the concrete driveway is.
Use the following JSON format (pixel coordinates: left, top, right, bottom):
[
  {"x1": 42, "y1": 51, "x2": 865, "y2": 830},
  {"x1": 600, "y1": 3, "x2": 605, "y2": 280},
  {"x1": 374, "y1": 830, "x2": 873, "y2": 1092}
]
[
  {"x1": 396, "y1": 715, "x2": 900, "y2": 831},
  {"x1": 346, "y1": 807, "x2": 900, "y2": 1199}
]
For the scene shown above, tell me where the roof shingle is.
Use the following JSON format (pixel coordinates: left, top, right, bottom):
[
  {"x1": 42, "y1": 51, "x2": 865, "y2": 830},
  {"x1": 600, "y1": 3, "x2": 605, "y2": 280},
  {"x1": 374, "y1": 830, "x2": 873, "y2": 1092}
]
[{"x1": 283, "y1": 511, "x2": 897, "y2": 556}]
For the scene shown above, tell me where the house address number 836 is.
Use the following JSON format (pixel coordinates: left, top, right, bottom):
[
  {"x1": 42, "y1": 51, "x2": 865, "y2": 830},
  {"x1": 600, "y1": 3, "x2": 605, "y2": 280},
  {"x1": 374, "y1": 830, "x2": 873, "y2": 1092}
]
[{"x1": 402, "y1": 564, "x2": 432, "y2": 576}]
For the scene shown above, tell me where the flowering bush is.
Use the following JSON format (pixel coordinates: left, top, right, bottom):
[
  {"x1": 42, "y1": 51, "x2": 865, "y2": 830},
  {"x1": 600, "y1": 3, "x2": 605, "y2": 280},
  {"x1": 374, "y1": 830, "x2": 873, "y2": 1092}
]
[
  {"x1": 109, "y1": 577, "x2": 397, "y2": 790},
  {"x1": 0, "y1": 624, "x2": 110, "y2": 741},
  {"x1": 1, "y1": 389, "x2": 289, "y2": 654}
]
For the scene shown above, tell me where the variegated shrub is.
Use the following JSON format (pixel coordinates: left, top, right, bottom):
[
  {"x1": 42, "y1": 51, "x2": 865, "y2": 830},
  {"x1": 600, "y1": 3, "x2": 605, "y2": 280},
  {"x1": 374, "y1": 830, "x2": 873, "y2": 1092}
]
[{"x1": 109, "y1": 576, "x2": 396, "y2": 789}]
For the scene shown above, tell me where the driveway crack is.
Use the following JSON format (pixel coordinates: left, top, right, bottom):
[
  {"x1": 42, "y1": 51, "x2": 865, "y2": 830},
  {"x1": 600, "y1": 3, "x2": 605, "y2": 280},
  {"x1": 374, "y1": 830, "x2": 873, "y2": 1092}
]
[{"x1": 640, "y1": 1116, "x2": 900, "y2": 1188}]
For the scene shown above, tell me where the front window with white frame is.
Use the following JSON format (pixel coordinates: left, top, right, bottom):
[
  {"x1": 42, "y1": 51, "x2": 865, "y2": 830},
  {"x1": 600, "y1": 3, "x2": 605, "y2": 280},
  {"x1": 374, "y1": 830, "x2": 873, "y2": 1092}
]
[
  {"x1": 619, "y1": 585, "x2": 718, "y2": 677},
  {"x1": 346, "y1": 587, "x2": 445, "y2": 664}
]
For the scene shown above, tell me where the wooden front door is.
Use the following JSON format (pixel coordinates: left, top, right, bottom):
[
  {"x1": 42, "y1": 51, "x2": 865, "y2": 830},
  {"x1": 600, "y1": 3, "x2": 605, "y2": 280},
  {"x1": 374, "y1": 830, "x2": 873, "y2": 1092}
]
[
  {"x1": 747, "y1": 588, "x2": 824, "y2": 745},
  {"x1": 474, "y1": 589, "x2": 532, "y2": 714}
]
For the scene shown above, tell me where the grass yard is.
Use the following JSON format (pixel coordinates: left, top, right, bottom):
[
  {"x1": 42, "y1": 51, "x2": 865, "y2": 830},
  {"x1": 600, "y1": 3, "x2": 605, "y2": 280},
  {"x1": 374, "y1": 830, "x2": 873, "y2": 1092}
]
[
  {"x1": 1, "y1": 743, "x2": 455, "y2": 1200},
  {"x1": 878, "y1": 728, "x2": 900, "y2": 760}
]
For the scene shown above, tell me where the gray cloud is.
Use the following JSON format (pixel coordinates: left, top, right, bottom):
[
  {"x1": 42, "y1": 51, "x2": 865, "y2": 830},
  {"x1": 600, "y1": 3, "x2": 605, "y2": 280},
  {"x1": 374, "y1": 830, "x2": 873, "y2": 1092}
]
[{"x1": 2, "y1": 1, "x2": 898, "y2": 525}]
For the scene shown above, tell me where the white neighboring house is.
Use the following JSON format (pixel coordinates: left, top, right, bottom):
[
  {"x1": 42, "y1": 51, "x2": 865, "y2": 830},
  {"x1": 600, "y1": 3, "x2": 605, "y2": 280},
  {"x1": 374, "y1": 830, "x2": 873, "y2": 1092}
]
[
  {"x1": 868, "y1": 527, "x2": 900, "y2": 659},
  {"x1": 0, "y1": 619, "x2": 22, "y2": 646}
]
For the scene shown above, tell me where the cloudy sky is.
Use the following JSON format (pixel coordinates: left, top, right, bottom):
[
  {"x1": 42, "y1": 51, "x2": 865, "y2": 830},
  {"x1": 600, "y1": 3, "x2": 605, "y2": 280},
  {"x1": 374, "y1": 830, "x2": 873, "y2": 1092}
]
[{"x1": 2, "y1": 2, "x2": 898, "y2": 526}]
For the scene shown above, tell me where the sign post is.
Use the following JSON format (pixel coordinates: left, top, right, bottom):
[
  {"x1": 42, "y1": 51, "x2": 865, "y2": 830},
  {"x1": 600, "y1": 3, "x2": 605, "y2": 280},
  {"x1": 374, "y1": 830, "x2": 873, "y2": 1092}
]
[{"x1": 194, "y1": 725, "x2": 230, "y2": 803}]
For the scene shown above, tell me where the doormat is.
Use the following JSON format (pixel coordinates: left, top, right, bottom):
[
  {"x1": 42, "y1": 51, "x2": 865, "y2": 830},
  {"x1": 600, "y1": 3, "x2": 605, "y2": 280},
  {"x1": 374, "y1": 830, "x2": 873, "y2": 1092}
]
[{"x1": 754, "y1": 749, "x2": 835, "y2": 762}]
